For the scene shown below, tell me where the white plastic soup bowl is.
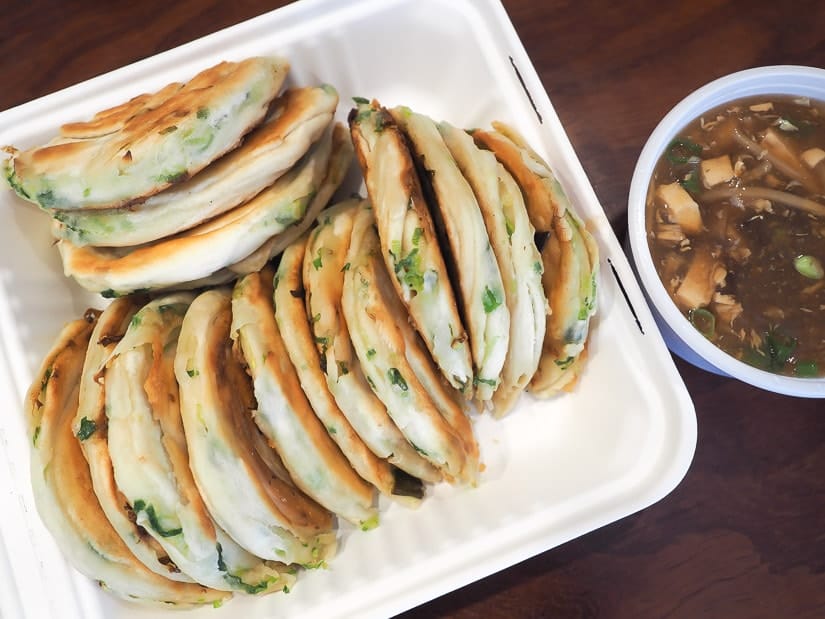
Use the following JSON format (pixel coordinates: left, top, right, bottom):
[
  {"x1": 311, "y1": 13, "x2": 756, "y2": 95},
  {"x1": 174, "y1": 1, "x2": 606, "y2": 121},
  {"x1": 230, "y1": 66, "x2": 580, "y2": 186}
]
[{"x1": 627, "y1": 65, "x2": 825, "y2": 397}]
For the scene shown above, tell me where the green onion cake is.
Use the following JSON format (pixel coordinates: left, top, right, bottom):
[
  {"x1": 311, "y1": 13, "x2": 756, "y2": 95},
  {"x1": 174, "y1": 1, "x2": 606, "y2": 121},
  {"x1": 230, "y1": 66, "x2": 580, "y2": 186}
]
[
  {"x1": 73, "y1": 296, "x2": 197, "y2": 583},
  {"x1": 26, "y1": 311, "x2": 226, "y2": 607},
  {"x1": 231, "y1": 269, "x2": 378, "y2": 528},
  {"x1": 56, "y1": 123, "x2": 352, "y2": 295},
  {"x1": 274, "y1": 235, "x2": 403, "y2": 501},
  {"x1": 4, "y1": 57, "x2": 288, "y2": 210},
  {"x1": 391, "y1": 107, "x2": 509, "y2": 403},
  {"x1": 349, "y1": 100, "x2": 473, "y2": 393},
  {"x1": 474, "y1": 123, "x2": 599, "y2": 395},
  {"x1": 175, "y1": 288, "x2": 337, "y2": 566},
  {"x1": 439, "y1": 122, "x2": 547, "y2": 415},
  {"x1": 51, "y1": 85, "x2": 338, "y2": 247},
  {"x1": 303, "y1": 200, "x2": 440, "y2": 488},
  {"x1": 341, "y1": 204, "x2": 474, "y2": 483},
  {"x1": 103, "y1": 294, "x2": 292, "y2": 593}
]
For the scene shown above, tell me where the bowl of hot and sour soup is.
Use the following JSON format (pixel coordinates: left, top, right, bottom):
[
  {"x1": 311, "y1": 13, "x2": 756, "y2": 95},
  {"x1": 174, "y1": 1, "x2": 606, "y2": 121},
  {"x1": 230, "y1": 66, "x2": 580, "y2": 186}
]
[{"x1": 628, "y1": 65, "x2": 825, "y2": 397}]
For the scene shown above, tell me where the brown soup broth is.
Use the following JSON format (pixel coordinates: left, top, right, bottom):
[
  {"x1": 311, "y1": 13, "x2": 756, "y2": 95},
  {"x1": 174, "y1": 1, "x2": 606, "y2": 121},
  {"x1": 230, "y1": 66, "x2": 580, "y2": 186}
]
[{"x1": 647, "y1": 94, "x2": 825, "y2": 377}]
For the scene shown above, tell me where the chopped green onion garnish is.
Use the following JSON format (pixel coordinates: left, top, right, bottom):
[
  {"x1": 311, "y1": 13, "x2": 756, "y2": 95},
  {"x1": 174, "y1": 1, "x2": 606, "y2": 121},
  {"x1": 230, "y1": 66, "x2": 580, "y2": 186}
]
[
  {"x1": 666, "y1": 137, "x2": 702, "y2": 164},
  {"x1": 764, "y1": 328, "x2": 797, "y2": 371},
  {"x1": 387, "y1": 367, "x2": 408, "y2": 391},
  {"x1": 679, "y1": 171, "x2": 701, "y2": 194},
  {"x1": 794, "y1": 360, "x2": 819, "y2": 377},
  {"x1": 76, "y1": 417, "x2": 97, "y2": 441},
  {"x1": 688, "y1": 307, "x2": 715, "y2": 339},
  {"x1": 793, "y1": 255, "x2": 824, "y2": 280}
]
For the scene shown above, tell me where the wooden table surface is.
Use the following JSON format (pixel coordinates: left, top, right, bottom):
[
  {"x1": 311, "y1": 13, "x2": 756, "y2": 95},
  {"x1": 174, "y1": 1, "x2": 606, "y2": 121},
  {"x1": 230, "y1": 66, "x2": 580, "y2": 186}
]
[{"x1": 3, "y1": 1, "x2": 825, "y2": 618}]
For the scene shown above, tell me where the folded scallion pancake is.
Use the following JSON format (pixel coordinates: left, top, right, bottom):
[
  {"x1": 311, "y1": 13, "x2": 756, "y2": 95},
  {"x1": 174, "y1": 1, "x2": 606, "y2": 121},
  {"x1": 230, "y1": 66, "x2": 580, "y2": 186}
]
[
  {"x1": 275, "y1": 235, "x2": 400, "y2": 501},
  {"x1": 51, "y1": 86, "x2": 338, "y2": 247},
  {"x1": 391, "y1": 108, "x2": 509, "y2": 402},
  {"x1": 57, "y1": 122, "x2": 352, "y2": 296},
  {"x1": 341, "y1": 204, "x2": 472, "y2": 483},
  {"x1": 398, "y1": 316, "x2": 480, "y2": 485},
  {"x1": 26, "y1": 312, "x2": 226, "y2": 607},
  {"x1": 304, "y1": 199, "x2": 440, "y2": 487},
  {"x1": 530, "y1": 210, "x2": 599, "y2": 394},
  {"x1": 175, "y1": 288, "x2": 336, "y2": 566},
  {"x1": 5, "y1": 57, "x2": 288, "y2": 210},
  {"x1": 439, "y1": 122, "x2": 546, "y2": 415},
  {"x1": 72, "y1": 296, "x2": 195, "y2": 583},
  {"x1": 473, "y1": 123, "x2": 598, "y2": 395},
  {"x1": 231, "y1": 269, "x2": 378, "y2": 527},
  {"x1": 349, "y1": 100, "x2": 473, "y2": 393},
  {"x1": 104, "y1": 294, "x2": 293, "y2": 593}
]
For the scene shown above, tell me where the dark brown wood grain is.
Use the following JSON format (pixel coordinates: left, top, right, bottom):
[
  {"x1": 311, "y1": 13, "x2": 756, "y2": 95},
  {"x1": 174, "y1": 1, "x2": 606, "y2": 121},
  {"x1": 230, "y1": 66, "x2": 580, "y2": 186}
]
[{"x1": 3, "y1": 1, "x2": 825, "y2": 618}]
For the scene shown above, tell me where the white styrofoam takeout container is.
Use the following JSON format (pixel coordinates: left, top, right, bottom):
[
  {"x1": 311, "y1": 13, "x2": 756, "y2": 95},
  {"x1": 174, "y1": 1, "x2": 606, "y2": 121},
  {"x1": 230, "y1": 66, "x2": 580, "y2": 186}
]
[
  {"x1": 627, "y1": 65, "x2": 825, "y2": 398},
  {"x1": 0, "y1": 0, "x2": 697, "y2": 617}
]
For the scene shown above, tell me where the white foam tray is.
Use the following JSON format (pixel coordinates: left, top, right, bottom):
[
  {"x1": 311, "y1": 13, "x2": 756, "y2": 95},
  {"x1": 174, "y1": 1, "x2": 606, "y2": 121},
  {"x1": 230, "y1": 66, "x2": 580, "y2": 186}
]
[{"x1": 0, "y1": 0, "x2": 697, "y2": 617}]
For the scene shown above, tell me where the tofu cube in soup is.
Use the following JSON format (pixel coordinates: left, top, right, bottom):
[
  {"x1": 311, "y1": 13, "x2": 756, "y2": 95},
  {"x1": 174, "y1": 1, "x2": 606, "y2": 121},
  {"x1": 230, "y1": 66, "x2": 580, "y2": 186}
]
[
  {"x1": 700, "y1": 155, "x2": 735, "y2": 188},
  {"x1": 802, "y1": 147, "x2": 825, "y2": 169},
  {"x1": 674, "y1": 247, "x2": 722, "y2": 311},
  {"x1": 655, "y1": 181, "x2": 703, "y2": 235}
]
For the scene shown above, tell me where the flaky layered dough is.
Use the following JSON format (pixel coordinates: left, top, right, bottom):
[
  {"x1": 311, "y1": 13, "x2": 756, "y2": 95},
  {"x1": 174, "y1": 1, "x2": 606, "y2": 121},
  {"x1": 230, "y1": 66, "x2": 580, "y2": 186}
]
[
  {"x1": 349, "y1": 101, "x2": 472, "y2": 393},
  {"x1": 175, "y1": 288, "x2": 336, "y2": 564},
  {"x1": 57, "y1": 123, "x2": 353, "y2": 295},
  {"x1": 392, "y1": 108, "x2": 509, "y2": 403},
  {"x1": 439, "y1": 122, "x2": 546, "y2": 415},
  {"x1": 26, "y1": 312, "x2": 227, "y2": 607},
  {"x1": 341, "y1": 205, "x2": 477, "y2": 484},
  {"x1": 103, "y1": 294, "x2": 294, "y2": 593},
  {"x1": 53, "y1": 86, "x2": 338, "y2": 247},
  {"x1": 275, "y1": 236, "x2": 400, "y2": 499},
  {"x1": 474, "y1": 123, "x2": 598, "y2": 395},
  {"x1": 6, "y1": 57, "x2": 288, "y2": 210},
  {"x1": 231, "y1": 269, "x2": 378, "y2": 527},
  {"x1": 303, "y1": 200, "x2": 440, "y2": 485},
  {"x1": 72, "y1": 297, "x2": 196, "y2": 583}
]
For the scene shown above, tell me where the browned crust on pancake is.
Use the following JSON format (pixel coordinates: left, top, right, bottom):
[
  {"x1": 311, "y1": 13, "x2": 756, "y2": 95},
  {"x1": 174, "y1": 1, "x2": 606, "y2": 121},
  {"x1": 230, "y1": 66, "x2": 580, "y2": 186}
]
[
  {"x1": 236, "y1": 269, "x2": 375, "y2": 512},
  {"x1": 206, "y1": 291, "x2": 335, "y2": 534},
  {"x1": 472, "y1": 129, "x2": 557, "y2": 233},
  {"x1": 12, "y1": 57, "x2": 288, "y2": 210},
  {"x1": 27, "y1": 312, "x2": 222, "y2": 604},
  {"x1": 61, "y1": 82, "x2": 184, "y2": 139},
  {"x1": 276, "y1": 236, "x2": 396, "y2": 496}
]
